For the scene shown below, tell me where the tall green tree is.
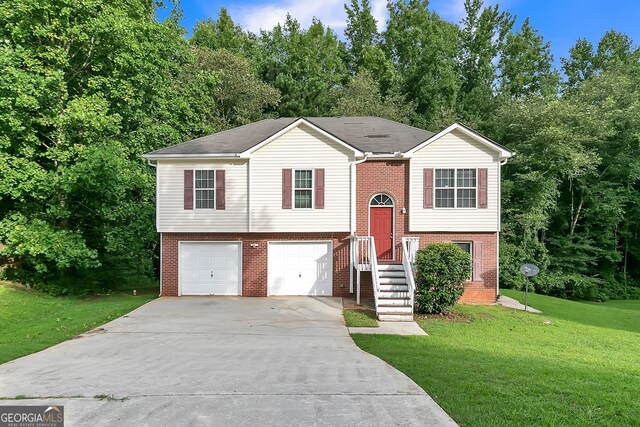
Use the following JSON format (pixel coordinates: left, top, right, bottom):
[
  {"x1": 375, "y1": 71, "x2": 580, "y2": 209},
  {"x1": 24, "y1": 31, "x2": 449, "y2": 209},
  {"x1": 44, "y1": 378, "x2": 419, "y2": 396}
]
[
  {"x1": 0, "y1": 0, "x2": 213, "y2": 292},
  {"x1": 457, "y1": 0, "x2": 514, "y2": 126},
  {"x1": 190, "y1": 7, "x2": 254, "y2": 55},
  {"x1": 257, "y1": 15, "x2": 348, "y2": 116},
  {"x1": 498, "y1": 17, "x2": 559, "y2": 98},
  {"x1": 331, "y1": 70, "x2": 414, "y2": 122},
  {"x1": 344, "y1": 0, "x2": 379, "y2": 72},
  {"x1": 384, "y1": 0, "x2": 461, "y2": 129}
]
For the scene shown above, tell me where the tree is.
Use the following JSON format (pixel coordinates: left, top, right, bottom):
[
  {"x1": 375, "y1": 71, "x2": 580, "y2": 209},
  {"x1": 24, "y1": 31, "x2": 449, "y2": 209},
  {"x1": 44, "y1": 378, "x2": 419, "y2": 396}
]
[
  {"x1": 344, "y1": 0, "x2": 380, "y2": 73},
  {"x1": 190, "y1": 7, "x2": 253, "y2": 55},
  {"x1": 498, "y1": 18, "x2": 559, "y2": 98},
  {"x1": 331, "y1": 71, "x2": 414, "y2": 122},
  {"x1": 0, "y1": 0, "x2": 210, "y2": 293},
  {"x1": 457, "y1": 0, "x2": 514, "y2": 125},
  {"x1": 179, "y1": 47, "x2": 280, "y2": 130},
  {"x1": 384, "y1": 0, "x2": 461, "y2": 129},
  {"x1": 257, "y1": 15, "x2": 348, "y2": 116}
]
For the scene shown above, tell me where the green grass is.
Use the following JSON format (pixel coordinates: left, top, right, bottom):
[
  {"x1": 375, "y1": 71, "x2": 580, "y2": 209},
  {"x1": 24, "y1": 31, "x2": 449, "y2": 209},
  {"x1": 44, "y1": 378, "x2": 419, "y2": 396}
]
[
  {"x1": 352, "y1": 291, "x2": 640, "y2": 426},
  {"x1": 0, "y1": 281, "x2": 156, "y2": 365},
  {"x1": 343, "y1": 309, "x2": 378, "y2": 327}
]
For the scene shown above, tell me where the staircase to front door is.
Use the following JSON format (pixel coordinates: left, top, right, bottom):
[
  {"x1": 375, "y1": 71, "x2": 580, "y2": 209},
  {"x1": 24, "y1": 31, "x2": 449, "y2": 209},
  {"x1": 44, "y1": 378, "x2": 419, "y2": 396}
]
[{"x1": 376, "y1": 264, "x2": 413, "y2": 321}]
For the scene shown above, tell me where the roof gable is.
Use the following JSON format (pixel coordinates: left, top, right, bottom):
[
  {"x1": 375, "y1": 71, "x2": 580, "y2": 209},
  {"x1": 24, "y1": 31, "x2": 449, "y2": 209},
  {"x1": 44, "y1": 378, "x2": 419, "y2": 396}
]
[
  {"x1": 240, "y1": 118, "x2": 364, "y2": 157},
  {"x1": 405, "y1": 123, "x2": 514, "y2": 159}
]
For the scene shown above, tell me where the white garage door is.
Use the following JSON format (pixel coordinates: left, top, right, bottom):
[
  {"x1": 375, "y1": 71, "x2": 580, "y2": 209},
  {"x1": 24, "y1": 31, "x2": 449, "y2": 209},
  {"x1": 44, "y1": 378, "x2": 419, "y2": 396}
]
[
  {"x1": 268, "y1": 242, "x2": 333, "y2": 296},
  {"x1": 179, "y1": 242, "x2": 242, "y2": 295}
]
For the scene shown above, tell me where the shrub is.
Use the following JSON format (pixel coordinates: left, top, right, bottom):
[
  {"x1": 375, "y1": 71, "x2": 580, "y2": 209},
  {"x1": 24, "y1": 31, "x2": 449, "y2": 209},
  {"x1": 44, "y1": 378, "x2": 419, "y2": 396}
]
[{"x1": 414, "y1": 243, "x2": 472, "y2": 314}]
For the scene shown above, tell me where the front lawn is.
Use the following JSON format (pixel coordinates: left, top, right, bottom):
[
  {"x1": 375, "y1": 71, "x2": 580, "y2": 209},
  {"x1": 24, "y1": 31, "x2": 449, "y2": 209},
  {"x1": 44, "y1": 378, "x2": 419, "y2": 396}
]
[
  {"x1": 343, "y1": 309, "x2": 378, "y2": 327},
  {"x1": 352, "y1": 290, "x2": 640, "y2": 426},
  {"x1": 0, "y1": 281, "x2": 156, "y2": 365}
]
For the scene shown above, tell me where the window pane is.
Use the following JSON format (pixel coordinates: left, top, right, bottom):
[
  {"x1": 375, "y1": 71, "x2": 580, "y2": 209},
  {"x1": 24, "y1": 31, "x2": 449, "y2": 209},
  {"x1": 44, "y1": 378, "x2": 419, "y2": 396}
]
[
  {"x1": 454, "y1": 242, "x2": 471, "y2": 254},
  {"x1": 295, "y1": 189, "x2": 312, "y2": 209},
  {"x1": 435, "y1": 189, "x2": 454, "y2": 208},
  {"x1": 195, "y1": 170, "x2": 215, "y2": 189},
  {"x1": 195, "y1": 189, "x2": 215, "y2": 209},
  {"x1": 435, "y1": 169, "x2": 455, "y2": 188},
  {"x1": 457, "y1": 189, "x2": 476, "y2": 208},
  {"x1": 457, "y1": 169, "x2": 476, "y2": 188},
  {"x1": 295, "y1": 170, "x2": 312, "y2": 189}
]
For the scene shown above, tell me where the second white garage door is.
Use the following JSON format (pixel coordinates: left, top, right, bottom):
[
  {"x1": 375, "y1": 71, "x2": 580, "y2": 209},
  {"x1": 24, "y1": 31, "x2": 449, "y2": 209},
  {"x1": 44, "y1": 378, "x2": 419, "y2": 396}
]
[{"x1": 268, "y1": 242, "x2": 333, "y2": 296}]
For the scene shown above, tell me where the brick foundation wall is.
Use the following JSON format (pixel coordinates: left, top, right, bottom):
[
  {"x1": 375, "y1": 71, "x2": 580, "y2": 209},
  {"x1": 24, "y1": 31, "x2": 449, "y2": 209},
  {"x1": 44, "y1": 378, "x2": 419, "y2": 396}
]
[
  {"x1": 356, "y1": 160, "x2": 498, "y2": 304},
  {"x1": 161, "y1": 232, "x2": 351, "y2": 297}
]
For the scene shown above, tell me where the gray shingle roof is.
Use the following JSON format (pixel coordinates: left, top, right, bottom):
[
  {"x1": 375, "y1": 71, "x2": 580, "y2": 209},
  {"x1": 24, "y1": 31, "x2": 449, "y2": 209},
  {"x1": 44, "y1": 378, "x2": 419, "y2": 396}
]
[{"x1": 144, "y1": 117, "x2": 436, "y2": 157}]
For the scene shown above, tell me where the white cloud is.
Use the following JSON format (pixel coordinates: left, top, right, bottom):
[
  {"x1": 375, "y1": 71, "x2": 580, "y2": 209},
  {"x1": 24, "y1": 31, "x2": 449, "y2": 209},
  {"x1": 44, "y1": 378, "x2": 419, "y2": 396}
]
[{"x1": 229, "y1": 0, "x2": 390, "y2": 35}]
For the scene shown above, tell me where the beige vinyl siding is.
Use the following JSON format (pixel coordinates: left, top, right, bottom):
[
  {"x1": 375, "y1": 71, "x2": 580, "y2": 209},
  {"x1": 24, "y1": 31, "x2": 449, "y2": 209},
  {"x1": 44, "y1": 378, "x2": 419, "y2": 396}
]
[
  {"x1": 157, "y1": 159, "x2": 248, "y2": 232},
  {"x1": 250, "y1": 124, "x2": 353, "y2": 232},
  {"x1": 410, "y1": 129, "x2": 500, "y2": 232}
]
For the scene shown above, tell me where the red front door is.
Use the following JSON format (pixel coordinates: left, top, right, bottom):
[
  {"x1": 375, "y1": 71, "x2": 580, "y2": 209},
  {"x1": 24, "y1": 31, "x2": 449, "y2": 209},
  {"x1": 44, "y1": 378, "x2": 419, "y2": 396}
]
[{"x1": 370, "y1": 207, "x2": 393, "y2": 260}]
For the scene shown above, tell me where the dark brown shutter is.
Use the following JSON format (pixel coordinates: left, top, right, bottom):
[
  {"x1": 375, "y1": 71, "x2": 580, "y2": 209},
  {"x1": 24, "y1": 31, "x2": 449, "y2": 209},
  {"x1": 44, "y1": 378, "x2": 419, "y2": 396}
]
[
  {"x1": 478, "y1": 168, "x2": 488, "y2": 209},
  {"x1": 215, "y1": 170, "x2": 225, "y2": 210},
  {"x1": 473, "y1": 241, "x2": 483, "y2": 281},
  {"x1": 184, "y1": 170, "x2": 193, "y2": 210},
  {"x1": 423, "y1": 168, "x2": 434, "y2": 209},
  {"x1": 315, "y1": 168, "x2": 325, "y2": 209},
  {"x1": 282, "y1": 169, "x2": 292, "y2": 209}
]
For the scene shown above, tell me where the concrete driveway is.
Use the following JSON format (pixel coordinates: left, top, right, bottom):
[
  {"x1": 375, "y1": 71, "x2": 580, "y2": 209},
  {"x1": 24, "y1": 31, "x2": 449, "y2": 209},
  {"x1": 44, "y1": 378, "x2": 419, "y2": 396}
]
[{"x1": 0, "y1": 297, "x2": 456, "y2": 426}]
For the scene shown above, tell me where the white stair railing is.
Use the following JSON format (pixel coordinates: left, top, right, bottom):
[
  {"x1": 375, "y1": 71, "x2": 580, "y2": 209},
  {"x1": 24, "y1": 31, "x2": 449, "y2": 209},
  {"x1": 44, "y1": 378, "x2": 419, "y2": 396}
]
[
  {"x1": 401, "y1": 237, "x2": 420, "y2": 311},
  {"x1": 351, "y1": 236, "x2": 379, "y2": 307}
]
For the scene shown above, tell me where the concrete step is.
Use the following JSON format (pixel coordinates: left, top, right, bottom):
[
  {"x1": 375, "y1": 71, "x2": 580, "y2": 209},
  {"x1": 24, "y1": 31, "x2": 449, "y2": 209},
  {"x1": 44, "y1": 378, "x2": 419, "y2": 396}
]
[
  {"x1": 378, "y1": 314, "x2": 414, "y2": 322},
  {"x1": 380, "y1": 284, "x2": 409, "y2": 292},
  {"x1": 377, "y1": 305, "x2": 412, "y2": 314},
  {"x1": 379, "y1": 277, "x2": 407, "y2": 285},
  {"x1": 377, "y1": 264, "x2": 404, "y2": 271},
  {"x1": 378, "y1": 270, "x2": 406, "y2": 278},
  {"x1": 378, "y1": 291, "x2": 409, "y2": 299},
  {"x1": 377, "y1": 297, "x2": 411, "y2": 306}
]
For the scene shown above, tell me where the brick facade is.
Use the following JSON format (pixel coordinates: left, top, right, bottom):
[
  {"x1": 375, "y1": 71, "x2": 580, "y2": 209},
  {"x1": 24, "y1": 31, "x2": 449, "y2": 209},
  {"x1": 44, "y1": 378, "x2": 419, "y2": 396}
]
[{"x1": 161, "y1": 232, "x2": 351, "y2": 297}]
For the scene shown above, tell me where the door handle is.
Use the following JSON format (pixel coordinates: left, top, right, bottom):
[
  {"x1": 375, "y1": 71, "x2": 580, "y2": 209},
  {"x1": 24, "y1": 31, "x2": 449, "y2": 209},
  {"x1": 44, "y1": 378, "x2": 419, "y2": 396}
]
[{"x1": 210, "y1": 271, "x2": 213, "y2": 278}]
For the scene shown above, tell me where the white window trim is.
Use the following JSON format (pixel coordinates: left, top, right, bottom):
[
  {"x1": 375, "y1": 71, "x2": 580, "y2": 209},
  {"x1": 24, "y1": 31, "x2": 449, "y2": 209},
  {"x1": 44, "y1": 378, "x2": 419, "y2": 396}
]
[
  {"x1": 433, "y1": 167, "x2": 478, "y2": 209},
  {"x1": 292, "y1": 168, "x2": 314, "y2": 210},
  {"x1": 453, "y1": 241, "x2": 473, "y2": 281},
  {"x1": 194, "y1": 169, "x2": 216, "y2": 210}
]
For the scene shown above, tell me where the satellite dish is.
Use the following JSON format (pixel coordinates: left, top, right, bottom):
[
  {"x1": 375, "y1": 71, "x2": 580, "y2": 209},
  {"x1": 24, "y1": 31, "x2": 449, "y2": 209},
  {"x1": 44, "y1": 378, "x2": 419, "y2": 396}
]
[{"x1": 519, "y1": 263, "x2": 539, "y2": 277}]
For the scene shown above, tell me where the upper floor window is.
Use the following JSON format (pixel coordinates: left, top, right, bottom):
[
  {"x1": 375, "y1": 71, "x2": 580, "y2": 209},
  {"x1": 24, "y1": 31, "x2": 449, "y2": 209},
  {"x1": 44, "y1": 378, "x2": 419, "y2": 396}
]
[
  {"x1": 195, "y1": 170, "x2": 215, "y2": 209},
  {"x1": 294, "y1": 169, "x2": 313, "y2": 209},
  {"x1": 435, "y1": 168, "x2": 476, "y2": 208}
]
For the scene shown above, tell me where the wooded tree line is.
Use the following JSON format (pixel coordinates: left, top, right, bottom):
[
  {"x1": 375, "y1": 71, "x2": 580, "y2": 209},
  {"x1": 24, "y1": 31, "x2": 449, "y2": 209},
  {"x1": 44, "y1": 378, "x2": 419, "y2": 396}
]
[{"x1": 1, "y1": 0, "x2": 638, "y2": 299}]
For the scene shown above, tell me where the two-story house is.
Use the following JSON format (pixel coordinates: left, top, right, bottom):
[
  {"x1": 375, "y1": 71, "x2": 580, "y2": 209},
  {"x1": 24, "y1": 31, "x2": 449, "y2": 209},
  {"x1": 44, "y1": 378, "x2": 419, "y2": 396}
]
[{"x1": 144, "y1": 117, "x2": 513, "y2": 320}]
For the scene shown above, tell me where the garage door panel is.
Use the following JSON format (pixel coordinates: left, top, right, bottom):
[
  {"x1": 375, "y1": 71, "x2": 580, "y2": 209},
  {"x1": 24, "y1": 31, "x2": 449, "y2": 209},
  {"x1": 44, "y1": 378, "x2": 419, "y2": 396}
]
[
  {"x1": 268, "y1": 242, "x2": 332, "y2": 296},
  {"x1": 180, "y1": 242, "x2": 241, "y2": 295}
]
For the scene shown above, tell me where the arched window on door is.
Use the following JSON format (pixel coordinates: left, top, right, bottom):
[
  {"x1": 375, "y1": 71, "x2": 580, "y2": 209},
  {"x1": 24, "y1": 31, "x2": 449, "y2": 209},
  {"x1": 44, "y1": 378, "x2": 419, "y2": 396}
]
[{"x1": 370, "y1": 194, "x2": 393, "y2": 206}]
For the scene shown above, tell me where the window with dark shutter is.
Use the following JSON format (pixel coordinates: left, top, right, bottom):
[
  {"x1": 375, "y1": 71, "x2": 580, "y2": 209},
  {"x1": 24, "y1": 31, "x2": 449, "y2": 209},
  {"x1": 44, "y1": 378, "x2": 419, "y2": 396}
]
[
  {"x1": 215, "y1": 170, "x2": 225, "y2": 210},
  {"x1": 282, "y1": 169, "x2": 292, "y2": 209},
  {"x1": 423, "y1": 168, "x2": 433, "y2": 209},
  {"x1": 315, "y1": 169, "x2": 325, "y2": 209},
  {"x1": 478, "y1": 168, "x2": 488, "y2": 209},
  {"x1": 184, "y1": 170, "x2": 194, "y2": 210}
]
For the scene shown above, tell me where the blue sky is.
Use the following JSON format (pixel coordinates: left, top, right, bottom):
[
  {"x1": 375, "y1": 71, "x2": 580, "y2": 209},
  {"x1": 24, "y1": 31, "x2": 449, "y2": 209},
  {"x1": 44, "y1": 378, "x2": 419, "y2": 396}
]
[{"x1": 166, "y1": 0, "x2": 640, "y2": 68}]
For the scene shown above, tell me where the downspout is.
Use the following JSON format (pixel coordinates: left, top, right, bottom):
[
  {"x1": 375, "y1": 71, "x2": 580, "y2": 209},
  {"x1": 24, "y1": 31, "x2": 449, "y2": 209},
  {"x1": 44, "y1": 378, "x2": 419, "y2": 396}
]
[
  {"x1": 146, "y1": 160, "x2": 162, "y2": 297},
  {"x1": 497, "y1": 158, "x2": 509, "y2": 298},
  {"x1": 349, "y1": 153, "x2": 371, "y2": 293}
]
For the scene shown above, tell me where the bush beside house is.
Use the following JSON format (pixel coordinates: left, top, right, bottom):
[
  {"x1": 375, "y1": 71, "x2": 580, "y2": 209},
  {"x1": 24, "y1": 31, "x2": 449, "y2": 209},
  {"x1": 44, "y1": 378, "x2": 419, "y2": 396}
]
[{"x1": 414, "y1": 243, "x2": 472, "y2": 314}]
